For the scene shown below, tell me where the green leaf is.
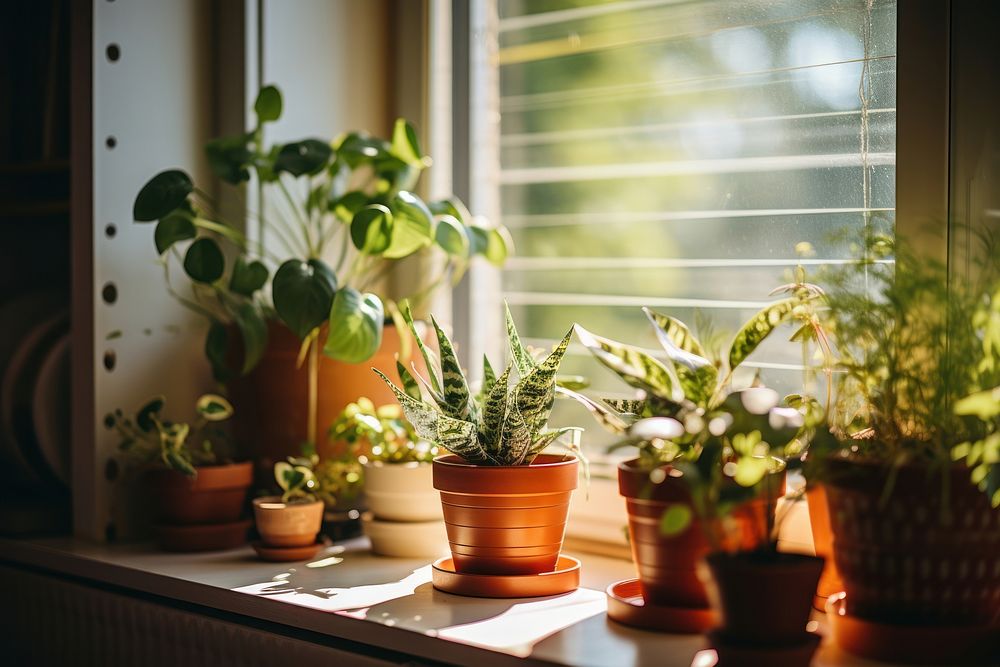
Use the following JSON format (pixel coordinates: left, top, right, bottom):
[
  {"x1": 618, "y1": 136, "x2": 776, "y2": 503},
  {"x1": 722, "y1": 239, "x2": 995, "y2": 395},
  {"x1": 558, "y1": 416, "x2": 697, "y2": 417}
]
[
  {"x1": 383, "y1": 191, "x2": 434, "y2": 259},
  {"x1": 274, "y1": 139, "x2": 333, "y2": 177},
  {"x1": 254, "y1": 85, "x2": 282, "y2": 123},
  {"x1": 134, "y1": 170, "x2": 193, "y2": 222},
  {"x1": 196, "y1": 394, "x2": 234, "y2": 421},
  {"x1": 556, "y1": 386, "x2": 631, "y2": 434},
  {"x1": 499, "y1": 390, "x2": 533, "y2": 464},
  {"x1": 642, "y1": 307, "x2": 717, "y2": 405},
  {"x1": 205, "y1": 323, "x2": 230, "y2": 382},
  {"x1": 183, "y1": 238, "x2": 225, "y2": 283},
  {"x1": 323, "y1": 288, "x2": 384, "y2": 363},
  {"x1": 643, "y1": 308, "x2": 706, "y2": 357},
  {"x1": 434, "y1": 215, "x2": 469, "y2": 257},
  {"x1": 332, "y1": 191, "x2": 370, "y2": 222},
  {"x1": 233, "y1": 301, "x2": 268, "y2": 374},
  {"x1": 205, "y1": 133, "x2": 253, "y2": 184},
  {"x1": 154, "y1": 212, "x2": 195, "y2": 255},
  {"x1": 136, "y1": 396, "x2": 165, "y2": 431},
  {"x1": 165, "y1": 450, "x2": 197, "y2": 477},
  {"x1": 396, "y1": 360, "x2": 422, "y2": 401},
  {"x1": 402, "y1": 300, "x2": 442, "y2": 394},
  {"x1": 659, "y1": 504, "x2": 692, "y2": 536},
  {"x1": 514, "y1": 328, "x2": 574, "y2": 437},
  {"x1": 429, "y1": 198, "x2": 470, "y2": 224},
  {"x1": 734, "y1": 456, "x2": 770, "y2": 487},
  {"x1": 954, "y1": 387, "x2": 1000, "y2": 419},
  {"x1": 480, "y1": 363, "x2": 513, "y2": 448},
  {"x1": 728, "y1": 298, "x2": 797, "y2": 372},
  {"x1": 274, "y1": 461, "x2": 296, "y2": 491},
  {"x1": 574, "y1": 324, "x2": 682, "y2": 403},
  {"x1": 430, "y1": 315, "x2": 474, "y2": 420},
  {"x1": 272, "y1": 258, "x2": 338, "y2": 339},
  {"x1": 504, "y1": 301, "x2": 536, "y2": 376},
  {"x1": 469, "y1": 225, "x2": 508, "y2": 266},
  {"x1": 229, "y1": 257, "x2": 269, "y2": 296},
  {"x1": 351, "y1": 204, "x2": 394, "y2": 254},
  {"x1": 390, "y1": 118, "x2": 424, "y2": 166},
  {"x1": 481, "y1": 355, "x2": 497, "y2": 399}
]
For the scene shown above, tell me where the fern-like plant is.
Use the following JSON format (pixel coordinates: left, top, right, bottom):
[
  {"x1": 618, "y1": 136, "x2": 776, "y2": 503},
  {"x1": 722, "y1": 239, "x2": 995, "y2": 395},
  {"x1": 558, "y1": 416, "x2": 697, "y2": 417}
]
[{"x1": 374, "y1": 303, "x2": 580, "y2": 466}]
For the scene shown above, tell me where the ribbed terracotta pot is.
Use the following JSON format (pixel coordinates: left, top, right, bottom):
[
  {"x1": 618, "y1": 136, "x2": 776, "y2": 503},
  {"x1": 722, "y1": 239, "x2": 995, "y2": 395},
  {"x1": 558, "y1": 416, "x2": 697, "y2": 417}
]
[
  {"x1": 252, "y1": 496, "x2": 324, "y2": 547},
  {"x1": 824, "y1": 457, "x2": 1000, "y2": 625},
  {"x1": 148, "y1": 461, "x2": 253, "y2": 525},
  {"x1": 433, "y1": 454, "x2": 577, "y2": 575},
  {"x1": 619, "y1": 459, "x2": 785, "y2": 608}
]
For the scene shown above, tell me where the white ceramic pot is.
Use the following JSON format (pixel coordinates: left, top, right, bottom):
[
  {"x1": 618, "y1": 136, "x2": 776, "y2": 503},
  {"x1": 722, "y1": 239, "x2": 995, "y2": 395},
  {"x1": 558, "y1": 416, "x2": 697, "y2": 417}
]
[
  {"x1": 363, "y1": 461, "x2": 441, "y2": 522},
  {"x1": 252, "y1": 496, "x2": 323, "y2": 547},
  {"x1": 362, "y1": 514, "x2": 449, "y2": 558}
]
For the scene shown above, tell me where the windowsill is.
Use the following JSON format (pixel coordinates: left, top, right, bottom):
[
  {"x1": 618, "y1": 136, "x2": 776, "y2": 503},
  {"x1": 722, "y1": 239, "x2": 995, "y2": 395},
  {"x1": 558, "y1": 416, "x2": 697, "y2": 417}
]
[{"x1": 1, "y1": 533, "x2": 885, "y2": 667}]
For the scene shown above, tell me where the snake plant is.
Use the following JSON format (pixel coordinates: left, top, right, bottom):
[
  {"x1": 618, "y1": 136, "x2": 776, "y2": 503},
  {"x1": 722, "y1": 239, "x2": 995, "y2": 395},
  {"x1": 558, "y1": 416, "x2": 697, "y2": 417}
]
[{"x1": 374, "y1": 303, "x2": 579, "y2": 466}]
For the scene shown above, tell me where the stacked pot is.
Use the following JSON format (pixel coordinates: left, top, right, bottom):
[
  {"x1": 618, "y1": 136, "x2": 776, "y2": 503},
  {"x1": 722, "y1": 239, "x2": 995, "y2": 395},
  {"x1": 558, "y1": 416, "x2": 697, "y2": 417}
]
[{"x1": 362, "y1": 460, "x2": 448, "y2": 557}]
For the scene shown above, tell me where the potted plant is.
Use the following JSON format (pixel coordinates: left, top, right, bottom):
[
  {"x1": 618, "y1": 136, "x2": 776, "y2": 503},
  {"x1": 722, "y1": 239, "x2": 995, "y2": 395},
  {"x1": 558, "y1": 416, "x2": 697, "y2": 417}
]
[
  {"x1": 375, "y1": 304, "x2": 584, "y2": 596},
  {"x1": 810, "y1": 231, "x2": 1000, "y2": 664},
  {"x1": 112, "y1": 394, "x2": 252, "y2": 552},
  {"x1": 132, "y1": 84, "x2": 508, "y2": 465},
  {"x1": 328, "y1": 397, "x2": 445, "y2": 557},
  {"x1": 566, "y1": 279, "x2": 825, "y2": 632},
  {"x1": 251, "y1": 452, "x2": 325, "y2": 561}
]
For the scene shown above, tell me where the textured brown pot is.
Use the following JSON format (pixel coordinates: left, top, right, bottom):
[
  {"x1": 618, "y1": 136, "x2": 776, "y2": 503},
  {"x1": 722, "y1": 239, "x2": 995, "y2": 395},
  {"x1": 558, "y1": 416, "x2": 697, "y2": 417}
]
[
  {"x1": 806, "y1": 484, "x2": 843, "y2": 604},
  {"x1": 229, "y1": 321, "x2": 433, "y2": 468},
  {"x1": 703, "y1": 551, "x2": 825, "y2": 646},
  {"x1": 824, "y1": 457, "x2": 1000, "y2": 625},
  {"x1": 148, "y1": 462, "x2": 252, "y2": 525},
  {"x1": 252, "y1": 496, "x2": 324, "y2": 547},
  {"x1": 433, "y1": 454, "x2": 577, "y2": 575},
  {"x1": 619, "y1": 459, "x2": 784, "y2": 608}
]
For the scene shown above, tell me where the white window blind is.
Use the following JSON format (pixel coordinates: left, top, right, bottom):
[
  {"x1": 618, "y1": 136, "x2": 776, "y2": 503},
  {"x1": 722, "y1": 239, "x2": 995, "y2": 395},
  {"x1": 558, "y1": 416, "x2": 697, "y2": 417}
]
[{"x1": 493, "y1": 0, "x2": 896, "y2": 451}]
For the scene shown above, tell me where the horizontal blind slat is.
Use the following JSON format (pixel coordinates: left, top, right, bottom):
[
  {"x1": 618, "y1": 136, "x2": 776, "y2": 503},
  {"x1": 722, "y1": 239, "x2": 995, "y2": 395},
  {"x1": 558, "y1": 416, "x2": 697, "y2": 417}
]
[
  {"x1": 504, "y1": 207, "x2": 895, "y2": 228},
  {"x1": 506, "y1": 257, "x2": 894, "y2": 270}
]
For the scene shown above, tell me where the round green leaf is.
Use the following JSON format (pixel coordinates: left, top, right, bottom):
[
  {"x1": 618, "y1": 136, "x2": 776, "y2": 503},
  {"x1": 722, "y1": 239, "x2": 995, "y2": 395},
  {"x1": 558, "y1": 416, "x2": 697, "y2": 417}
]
[
  {"x1": 229, "y1": 257, "x2": 269, "y2": 296},
  {"x1": 274, "y1": 139, "x2": 333, "y2": 177},
  {"x1": 233, "y1": 302, "x2": 268, "y2": 374},
  {"x1": 154, "y1": 212, "x2": 195, "y2": 255},
  {"x1": 323, "y1": 287, "x2": 384, "y2": 363},
  {"x1": 351, "y1": 205, "x2": 394, "y2": 254},
  {"x1": 254, "y1": 85, "x2": 282, "y2": 123},
  {"x1": 383, "y1": 191, "x2": 433, "y2": 259},
  {"x1": 390, "y1": 118, "x2": 424, "y2": 166},
  {"x1": 429, "y1": 197, "x2": 471, "y2": 224},
  {"x1": 272, "y1": 258, "x2": 338, "y2": 339},
  {"x1": 134, "y1": 170, "x2": 193, "y2": 222},
  {"x1": 136, "y1": 396, "x2": 165, "y2": 432},
  {"x1": 205, "y1": 133, "x2": 253, "y2": 184},
  {"x1": 659, "y1": 504, "x2": 693, "y2": 536},
  {"x1": 331, "y1": 191, "x2": 370, "y2": 222},
  {"x1": 434, "y1": 215, "x2": 469, "y2": 257},
  {"x1": 183, "y1": 238, "x2": 225, "y2": 283},
  {"x1": 196, "y1": 394, "x2": 234, "y2": 421},
  {"x1": 205, "y1": 322, "x2": 231, "y2": 382}
]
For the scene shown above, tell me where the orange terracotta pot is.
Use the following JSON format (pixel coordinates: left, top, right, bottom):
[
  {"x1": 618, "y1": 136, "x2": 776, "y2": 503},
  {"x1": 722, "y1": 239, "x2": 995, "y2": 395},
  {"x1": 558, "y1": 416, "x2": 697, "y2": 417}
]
[
  {"x1": 229, "y1": 321, "x2": 433, "y2": 468},
  {"x1": 252, "y1": 496, "x2": 324, "y2": 547},
  {"x1": 805, "y1": 484, "x2": 843, "y2": 604},
  {"x1": 433, "y1": 454, "x2": 578, "y2": 576},
  {"x1": 824, "y1": 457, "x2": 1000, "y2": 626},
  {"x1": 618, "y1": 459, "x2": 785, "y2": 608},
  {"x1": 148, "y1": 462, "x2": 253, "y2": 525}
]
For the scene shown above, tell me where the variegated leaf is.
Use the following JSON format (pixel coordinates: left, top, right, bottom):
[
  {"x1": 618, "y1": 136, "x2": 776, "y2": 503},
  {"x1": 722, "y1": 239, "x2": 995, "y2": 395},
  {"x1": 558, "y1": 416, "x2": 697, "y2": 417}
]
[
  {"x1": 499, "y1": 389, "x2": 532, "y2": 465},
  {"x1": 505, "y1": 301, "x2": 536, "y2": 376},
  {"x1": 727, "y1": 297, "x2": 797, "y2": 372},
  {"x1": 529, "y1": 426, "x2": 583, "y2": 456},
  {"x1": 643, "y1": 307, "x2": 706, "y2": 357},
  {"x1": 430, "y1": 315, "x2": 474, "y2": 420},
  {"x1": 602, "y1": 398, "x2": 646, "y2": 415},
  {"x1": 480, "y1": 363, "x2": 512, "y2": 449},
  {"x1": 642, "y1": 307, "x2": 717, "y2": 406},
  {"x1": 402, "y1": 300, "x2": 442, "y2": 394},
  {"x1": 481, "y1": 355, "x2": 497, "y2": 401},
  {"x1": 556, "y1": 386, "x2": 630, "y2": 434},
  {"x1": 373, "y1": 368, "x2": 442, "y2": 442},
  {"x1": 574, "y1": 324, "x2": 683, "y2": 403},
  {"x1": 434, "y1": 411, "x2": 494, "y2": 465},
  {"x1": 514, "y1": 328, "x2": 573, "y2": 437},
  {"x1": 396, "y1": 360, "x2": 422, "y2": 401}
]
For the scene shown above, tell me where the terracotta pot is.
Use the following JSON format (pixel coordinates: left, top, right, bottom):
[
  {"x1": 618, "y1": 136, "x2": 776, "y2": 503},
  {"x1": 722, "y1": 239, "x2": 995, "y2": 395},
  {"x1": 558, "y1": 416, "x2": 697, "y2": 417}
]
[
  {"x1": 702, "y1": 551, "x2": 825, "y2": 646},
  {"x1": 148, "y1": 462, "x2": 253, "y2": 525},
  {"x1": 363, "y1": 461, "x2": 441, "y2": 522},
  {"x1": 252, "y1": 496, "x2": 324, "y2": 547},
  {"x1": 824, "y1": 457, "x2": 1000, "y2": 625},
  {"x1": 618, "y1": 459, "x2": 785, "y2": 608},
  {"x1": 229, "y1": 321, "x2": 433, "y2": 468},
  {"x1": 805, "y1": 484, "x2": 843, "y2": 604},
  {"x1": 433, "y1": 454, "x2": 577, "y2": 575}
]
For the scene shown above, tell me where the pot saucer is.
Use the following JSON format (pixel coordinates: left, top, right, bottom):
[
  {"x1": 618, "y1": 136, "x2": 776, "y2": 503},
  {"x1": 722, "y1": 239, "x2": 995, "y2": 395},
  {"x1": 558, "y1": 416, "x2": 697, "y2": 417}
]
[
  {"x1": 706, "y1": 629, "x2": 821, "y2": 667},
  {"x1": 431, "y1": 555, "x2": 580, "y2": 598},
  {"x1": 251, "y1": 540, "x2": 323, "y2": 562},
  {"x1": 826, "y1": 592, "x2": 999, "y2": 664},
  {"x1": 155, "y1": 519, "x2": 251, "y2": 552},
  {"x1": 606, "y1": 578, "x2": 716, "y2": 634}
]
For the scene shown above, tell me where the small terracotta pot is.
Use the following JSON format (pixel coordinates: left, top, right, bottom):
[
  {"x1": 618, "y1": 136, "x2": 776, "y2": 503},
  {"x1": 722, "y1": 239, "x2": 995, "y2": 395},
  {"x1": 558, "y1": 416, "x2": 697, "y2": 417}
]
[
  {"x1": 618, "y1": 459, "x2": 785, "y2": 608},
  {"x1": 433, "y1": 454, "x2": 577, "y2": 575},
  {"x1": 805, "y1": 484, "x2": 843, "y2": 604},
  {"x1": 363, "y1": 461, "x2": 441, "y2": 522},
  {"x1": 253, "y1": 496, "x2": 324, "y2": 547},
  {"x1": 702, "y1": 551, "x2": 825, "y2": 646},
  {"x1": 148, "y1": 462, "x2": 252, "y2": 525},
  {"x1": 824, "y1": 457, "x2": 1000, "y2": 625}
]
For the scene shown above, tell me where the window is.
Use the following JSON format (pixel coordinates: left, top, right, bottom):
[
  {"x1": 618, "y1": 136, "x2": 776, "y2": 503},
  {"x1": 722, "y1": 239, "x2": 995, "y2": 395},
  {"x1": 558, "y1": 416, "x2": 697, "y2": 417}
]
[{"x1": 481, "y1": 0, "x2": 897, "y2": 458}]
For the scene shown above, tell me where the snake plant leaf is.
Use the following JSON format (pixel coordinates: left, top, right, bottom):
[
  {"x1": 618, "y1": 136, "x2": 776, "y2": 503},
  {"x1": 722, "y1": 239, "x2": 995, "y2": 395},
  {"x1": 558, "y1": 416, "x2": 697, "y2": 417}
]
[
  {"x1": 642, "y1": 308, "x2": 717, "y2": 405},
  {"x1": 395, "y1": 360, "x2": 422, "y2": 401},
  {"x1": 323, "y1": 288, "x2": 384, "y2": 363},
  {"x1": 643, "y1": 307, "x2": 706, "y2": 358},
  {"x1": 514, "y1": 328, "x2": 574, "y2": 436},
  {"x1": 556, "y1": 386, "x2": 630, "y2": 434},
  {"x1": 480, "y1": 363, "x2": 513, "y2": 449},
  {"x1": 411, "y1": 362, "x2": 446, "y2": 405},
  {"x1": 499, "y1": 391, "x2": 533, "y2": 465},
  {"x1": 401, "y1": 301, "x2": 441, "y2": 394},
  {"x1": 529, "y1": 427, "x2": 582, "y2": 457},
  {"x1": 430, "y1": 315, "x2": 474, "y2": 420},
  {"x1": 373, "y1": 369, "x2": 444, "y2": 439},
  {"x1": 574, "y1": 324, "x2": 683, "y2": 403},
  {"x1": 504, "y1": 301, "x2": 536, "y2": 376},
  {"x1": 481, "y1": 355, "x2": 497, "y2": 400},
  {"x1": 602, "y1": 398, "x2": 646, "y2": 415},
  {"x1": 728, "y1": 297, "x2": 797, "y2": 372},
  {"x1": 436, "y1": 411, "x2": 493, "y2": 465}
]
